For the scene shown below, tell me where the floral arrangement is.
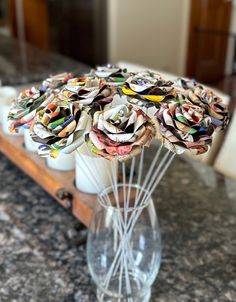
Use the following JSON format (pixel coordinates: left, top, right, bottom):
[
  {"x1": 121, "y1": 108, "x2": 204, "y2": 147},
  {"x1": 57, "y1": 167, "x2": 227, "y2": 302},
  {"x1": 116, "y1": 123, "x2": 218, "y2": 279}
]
[
  {"x1": 8, "y1": 65, "x2": 229, "y2": 160},
  {"x1": 6, "y1": 65, "x2": 230, "y2": 302}
]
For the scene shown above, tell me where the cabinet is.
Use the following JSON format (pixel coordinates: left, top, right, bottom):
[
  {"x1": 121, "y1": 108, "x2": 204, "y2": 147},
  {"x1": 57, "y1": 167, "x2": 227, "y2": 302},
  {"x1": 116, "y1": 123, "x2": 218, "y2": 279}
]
[{"x1": 8, "y1": 0, "x2": 107, "y2": 66}]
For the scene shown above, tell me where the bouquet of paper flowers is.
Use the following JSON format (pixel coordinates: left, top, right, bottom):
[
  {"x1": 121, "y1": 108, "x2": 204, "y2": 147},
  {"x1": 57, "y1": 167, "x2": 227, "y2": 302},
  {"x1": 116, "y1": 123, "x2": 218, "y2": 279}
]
[
  {"x1": 8, "y1": 65, "x2": 229, "y2": 160},
  {"x1": 7, "y1": 65, "x2": 229, "y2": 301}
]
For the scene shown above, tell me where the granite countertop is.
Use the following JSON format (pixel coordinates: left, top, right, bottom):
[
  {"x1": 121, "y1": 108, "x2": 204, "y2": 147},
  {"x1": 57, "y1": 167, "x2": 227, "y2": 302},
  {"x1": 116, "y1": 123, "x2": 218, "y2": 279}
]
[
  {"x1": 0, "y1": 35, "x2": 90, "y2": 86},
  {"x1": 0, "y1": 150, "x2": 236, "y2": 302}
]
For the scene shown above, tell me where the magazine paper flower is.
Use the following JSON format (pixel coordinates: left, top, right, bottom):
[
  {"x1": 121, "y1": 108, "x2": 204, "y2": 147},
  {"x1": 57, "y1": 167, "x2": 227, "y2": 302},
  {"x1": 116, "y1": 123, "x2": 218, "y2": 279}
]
[
  {"x1": 174, "y1": 78, "x2": 229, "y2": 130},
  {"x1": 57, "y1": 76, "x2": 88, "y2": 100},
  {"x1": 8, "y1": 87, "x2": 56, "y2": 133},
  {"x1": 155, "y1": 95, "x2": 215, "y2": 155},
  {"x1": 31, "y1": 100, "x2": 91, "y2": 157},
  {"x1": 85, "y1": 104, "x2": 156, "y2": 160},
  {"x1": 121, "y1": 71, "x2": 176, "y2": 117},
  {"x1": 93, "y1": 64, "x2": 130, "y2": 86},
  {"x1": 8, "y1": 72, "x2": 73, "y2": 133},
  {"x1": 122, "y1": 71, "x2": 175, "y2": 101},
  {"x1": 188, "y1": 86, "x2": 229, "y2": 130}
]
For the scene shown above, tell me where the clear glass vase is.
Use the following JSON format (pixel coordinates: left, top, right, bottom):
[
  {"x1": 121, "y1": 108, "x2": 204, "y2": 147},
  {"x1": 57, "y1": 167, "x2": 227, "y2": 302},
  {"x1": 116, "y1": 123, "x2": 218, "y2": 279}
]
[{"x1": 87, "y1": 184, "x2": 162, "y2": 302}]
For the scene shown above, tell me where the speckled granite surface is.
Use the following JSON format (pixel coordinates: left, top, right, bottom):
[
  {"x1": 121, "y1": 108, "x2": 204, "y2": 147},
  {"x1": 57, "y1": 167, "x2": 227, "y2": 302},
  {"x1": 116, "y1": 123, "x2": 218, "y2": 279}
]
[
  {"x1": 0, "y1": 151, "x2": 236, "y2": 302},
  {"x1": 0, "y1": 35, "x2": 90, "y2": 86}
]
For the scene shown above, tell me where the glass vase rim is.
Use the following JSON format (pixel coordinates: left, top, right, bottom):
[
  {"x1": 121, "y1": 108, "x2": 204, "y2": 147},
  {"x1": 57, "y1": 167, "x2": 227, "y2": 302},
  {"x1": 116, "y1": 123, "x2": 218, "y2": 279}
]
[{"x1": 97, "y1": 183, "x2": 153, "y2": 212}]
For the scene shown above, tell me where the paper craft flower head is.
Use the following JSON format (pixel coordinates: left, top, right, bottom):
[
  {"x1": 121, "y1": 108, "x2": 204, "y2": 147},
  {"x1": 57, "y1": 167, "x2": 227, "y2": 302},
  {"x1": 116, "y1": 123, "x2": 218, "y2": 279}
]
[
  {"x1": 154, "y1": 78, "x2": 229, "y2": 154},
  {"x1": 8, "y1": 72, "x2": 73, "y2": 133},
  {"x1": 31, "y1": 99, "x2": 91, "y2": 157},
  {"x1": 174, "y1": 78, "x2": 229, "y2": 129},
  {"x1": 92, "y1": 64, "x2": 129, "y2": 86},
  {"x1": 121, "y1": 71, "x2": 176, "y2": 117},
  {"x1": 58, "y1": 75, "x2": 115, "y2": 110},
  {"x1": 122, "y1": 71, "x2": 175, "y2": 102},
  {"x1": 85, "y1": 104, "x2": 156, "y2": 160}
]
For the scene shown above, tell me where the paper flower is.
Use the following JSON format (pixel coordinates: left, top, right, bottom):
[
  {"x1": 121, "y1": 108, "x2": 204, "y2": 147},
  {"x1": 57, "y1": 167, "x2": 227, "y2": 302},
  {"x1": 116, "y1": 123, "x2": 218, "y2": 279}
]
[
  {"x1": 8, "y1": 87, "x2": 56, "y2": 133},
  {"x1": 188, "y1": 86, "x2": 229, "y2": 130},
  {"x1": 93, "y1": 64, "x2": 130, "y2": 86},
  {"x1": 121, "y1": 71, "x2": 176, "y2": 117},
  {"x1": 155, "y1": 94, "x2": 215, "y2": 155},
  {"x1": 174, "y1": 77, "x2": 229, "y2": 130},
  {"x1": 85, "y1": 104, "x2": 156, "y2": 160},
  {"x1": 31, "y1": 100, "x2": 91, "y2": 157},
  {"x1": 122, "y1": 71, "x2": 175, "y2": 102},
  {"x1": 8, "y1": 72, "x2": 73, "y2": 132},
  {"x1": 56, "y1": 76, "x2": 88, "y2": 102}
]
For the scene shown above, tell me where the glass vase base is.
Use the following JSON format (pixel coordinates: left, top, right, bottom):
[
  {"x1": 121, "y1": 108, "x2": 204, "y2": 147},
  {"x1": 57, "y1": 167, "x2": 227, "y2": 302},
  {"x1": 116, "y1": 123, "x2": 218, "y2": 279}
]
[{"x1": 96, "y1": 274, "x2": 151, "y2": 302}]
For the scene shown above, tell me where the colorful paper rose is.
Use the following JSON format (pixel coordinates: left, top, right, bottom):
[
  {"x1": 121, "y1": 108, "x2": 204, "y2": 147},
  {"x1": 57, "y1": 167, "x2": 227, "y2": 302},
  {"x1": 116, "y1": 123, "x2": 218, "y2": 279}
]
[
  {"x1": 8, "y1": 72, "x2": 73, "y2": 133},
  {"x1": 93, "y1": 64, "x2": 130, "y2": 86},
  {"x1": 155, "y1": 94, "x2": 217, "y2": 155},
  {"x1": 8, "y1": 87, "x2": 56, "y2": 133},
  {"x1": 55, "y1": 76, "x2": 88, "y2": 102},
  {"x1": 59, "y1": 75, "x2": 115, "y2": 106},
  {"x1": 31, "y1": 100, "x2": 91, "y2": 157},
  {"x1": 121, "y1": 71, "x2": 176, "y2": 117},
  {"x1": 85, "y1": 104, "x2": 156, "y2": 160},
  {"x1": 122, "y1": 71, "x2": 175, "y2": 102},
  {"x1": 173, "y1": 77, "x2": 229, "y2": 130}
]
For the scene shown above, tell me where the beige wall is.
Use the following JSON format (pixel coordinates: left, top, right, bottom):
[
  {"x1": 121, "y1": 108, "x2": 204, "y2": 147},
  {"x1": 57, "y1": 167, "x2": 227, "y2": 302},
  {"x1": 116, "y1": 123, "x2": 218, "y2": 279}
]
[{"x1": 108, "y1": 0, "x2": 190, "y2": 76}]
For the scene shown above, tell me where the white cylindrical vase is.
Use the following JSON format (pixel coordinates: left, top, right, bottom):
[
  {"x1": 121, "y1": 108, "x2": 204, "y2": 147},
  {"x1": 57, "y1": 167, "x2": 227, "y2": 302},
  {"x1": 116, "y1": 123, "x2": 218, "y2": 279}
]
[
  {"x1": 2, "y1": 104, "x2": 22, "y2": 136},
  {"x1": 75, "y1": 144, "x2": 117, "y2": 194},
  {"x1": 24, "y1": 128, "x2": 38, "y2": 152},
  {"x1": 0, "y1": 86, "x2": 20, "y2": 135},
  {"x1": 46, "y1": 152, "x2": 75, "y2": 171}
]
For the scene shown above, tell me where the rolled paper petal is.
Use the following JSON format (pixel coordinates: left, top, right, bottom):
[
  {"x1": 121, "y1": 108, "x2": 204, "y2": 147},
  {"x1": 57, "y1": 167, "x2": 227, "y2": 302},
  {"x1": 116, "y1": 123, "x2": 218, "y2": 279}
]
[
  {"x1": 41, "y1": 72, "x2": 74, "y2": 91},
  {"x1": 58, "y1": 77, "x2": 87, "y2": 100},
  {"x1": 128, "y1": 97, "x2": 159, "y2": 117},
  {"x1": 31, "y1": 101, "x2": 91, "y2": 157},
  {"x1": 78, "y1": 84, "x2": 115, "y2": 106},
  {"x1": 92, "y1": 64, "x2": 130, "y2": 86},
  {"x1": 85, "y1": 103, "x2": 156, "y2": 160},
  {"x1": 122, "y1": 86, "x2": 137, "y2": 96}
]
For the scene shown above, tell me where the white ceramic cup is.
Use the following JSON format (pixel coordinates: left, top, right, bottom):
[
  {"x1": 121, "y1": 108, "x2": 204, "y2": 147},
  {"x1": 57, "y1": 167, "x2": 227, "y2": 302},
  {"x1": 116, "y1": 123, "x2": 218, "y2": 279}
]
[
  {"x1": 46, "y1": 152, "x2": 75, "y2": 171},
  {"x1": 0, "y1": 86, "x2": 20, "y2": 135},
  {"x1": 75, "y1": 144, "x2": 117, "y2": 194},
  {"x1": 24, "y1": 128, "x2": 39, "y2": 152}
]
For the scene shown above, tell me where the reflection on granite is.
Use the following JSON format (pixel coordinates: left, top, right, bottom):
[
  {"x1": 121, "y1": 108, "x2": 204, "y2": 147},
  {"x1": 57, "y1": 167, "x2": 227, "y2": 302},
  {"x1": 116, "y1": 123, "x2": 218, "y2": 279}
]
[
  {"x1": 0, "y1": 35, "x2": 90, "y2": 86},
  {"x1": 0, "y1": 151, "x2": 236, "y2": 302}
]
